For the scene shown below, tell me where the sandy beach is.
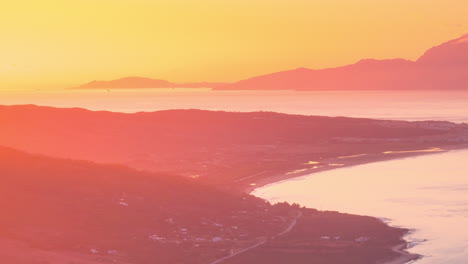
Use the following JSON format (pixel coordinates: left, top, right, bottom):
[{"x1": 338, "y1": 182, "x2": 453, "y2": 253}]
[
  {"x1": 244, "y1": 143, "x2": 468, "y2": 194},
  {"x1": 245, "y1": 143, "x2": 468, "y2": 264}
]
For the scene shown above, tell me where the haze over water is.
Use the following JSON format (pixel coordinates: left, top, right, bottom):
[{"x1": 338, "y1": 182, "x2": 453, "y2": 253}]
[{"x1": 1, "y1": 89, "x2": 468, "y2": 123}]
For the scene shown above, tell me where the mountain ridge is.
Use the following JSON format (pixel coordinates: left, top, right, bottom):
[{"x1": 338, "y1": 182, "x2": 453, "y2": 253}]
[
  {"x1": 78, "y1": 34, "x2": 468, "y2": 90},
  {"x1": 220, "y1": 34, "x2": 468, "y2": 90},
  {"x1": 78, "y1": 76, "x2": 227, "y2": 89}
]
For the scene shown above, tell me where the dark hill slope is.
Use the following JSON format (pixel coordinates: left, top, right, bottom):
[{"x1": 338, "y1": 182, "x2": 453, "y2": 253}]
[
  {"x1": 0, "y1": 105, "x2": 464, "y2": 187},
  {"x1": 0, "y1": 146, "x2": 288, "y2": 263}
]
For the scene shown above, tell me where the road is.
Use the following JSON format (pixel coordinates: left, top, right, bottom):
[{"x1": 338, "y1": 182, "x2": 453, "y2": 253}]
[{"x1": 208, "y1": 211, "x2": 302, "y2": 264}]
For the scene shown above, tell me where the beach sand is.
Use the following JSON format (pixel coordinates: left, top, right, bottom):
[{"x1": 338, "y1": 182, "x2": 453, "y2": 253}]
[
  {"x1": 245, "y1": 144, "x2": 468, "y2": 264},
  {"x1": 244, "y1": 144, "x2": 468, "y2": 194}
]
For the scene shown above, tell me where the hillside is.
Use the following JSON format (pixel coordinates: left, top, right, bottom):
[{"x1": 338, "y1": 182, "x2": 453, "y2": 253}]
[
  {"x1": 0, "y1": 146, "x2": 293, "y2": 263},
  {"x1": 1, "y1": 105, "x2": 467, "y2": 190},
  {"x1": 0, "y1": 146, "x2": 413, "y2": 264}
]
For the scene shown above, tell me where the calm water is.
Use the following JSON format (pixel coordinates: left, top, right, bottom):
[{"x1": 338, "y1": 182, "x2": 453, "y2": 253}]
[
  {"x1": 253, "y1": 150, "x2": 468, "y2": 264},
  {"x1": 0, "y1": 89, "x2": 468, "y2": 122}
]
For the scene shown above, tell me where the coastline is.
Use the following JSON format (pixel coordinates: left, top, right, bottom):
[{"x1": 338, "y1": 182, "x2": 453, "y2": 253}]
[
  {"x1": 244, "y1": 143, "x2": 468, "y2": 194},
  {"x1": 245, "y1": 144, "x2": 468, "y2": 264},
  {"x1": 382, "y1": 242, "x2": 420, "y2": 264}
]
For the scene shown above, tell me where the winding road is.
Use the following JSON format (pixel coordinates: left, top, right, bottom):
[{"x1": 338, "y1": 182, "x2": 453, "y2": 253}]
[{"x1": 209, "y1": 211, "x2": 302, "y2": 264}]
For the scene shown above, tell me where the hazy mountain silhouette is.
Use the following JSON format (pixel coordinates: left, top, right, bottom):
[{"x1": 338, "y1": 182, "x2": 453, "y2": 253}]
[
  {"x1": 219, "y1": 34, "x2": 468, "y2": 90},
  {"x1": 417, "y1": 34, "x2": 468, "y2": 67},
  {"x1": 79, "y1": 35, "x2": 468, "y2": 91},
  {"x1": 79, "y1": 76, "x2": 227, "y2": 89}
]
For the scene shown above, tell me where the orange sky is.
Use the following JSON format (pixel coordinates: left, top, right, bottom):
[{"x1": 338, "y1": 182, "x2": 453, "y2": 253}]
[{"x1": 1, "y1": 0, "x2": 468, "y2": 89}]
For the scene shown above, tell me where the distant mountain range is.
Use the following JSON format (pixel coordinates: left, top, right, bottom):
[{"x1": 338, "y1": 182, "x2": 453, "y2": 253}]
[
  {"x1": 79, "y1": 76, "x2": 227, "y2": 89},
  {"x1": 222, "y1": 34, "x2": 468, "y2": 90},
  {"x1": 78, "y1": 35, "x2": 468, "y2": 90}
]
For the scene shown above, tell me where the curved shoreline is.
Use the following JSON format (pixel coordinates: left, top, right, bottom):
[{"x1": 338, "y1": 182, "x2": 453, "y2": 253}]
[
  {"x1": 246, "y1": 144, "x2": 468, "y2": 264},
  {"x1": 245, "y1": 144, "x2": 468, "y2": 194},
  {"x1": 383, "y1": 242, "x2": 421, "y2": 264}
]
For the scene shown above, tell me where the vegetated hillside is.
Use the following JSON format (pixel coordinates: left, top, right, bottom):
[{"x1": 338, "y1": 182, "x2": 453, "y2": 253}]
[
  {"x1": 0, "y1": 146, "x2": 293, "y2": 264},
  {"x1": 222, "y1": 210, "x2": 410, "y2": 264},
  {"x1": 0, "y1": 105, "x2": 465, "y2": 186},
  {"x1": 0, "y1": 146, "x2": 412, "y2": 264}
]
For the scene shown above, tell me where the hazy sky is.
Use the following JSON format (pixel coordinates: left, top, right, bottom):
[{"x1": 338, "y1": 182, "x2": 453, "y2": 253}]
[{"x1": 1, "y1": 0, "x2": 468, "y2": 89}]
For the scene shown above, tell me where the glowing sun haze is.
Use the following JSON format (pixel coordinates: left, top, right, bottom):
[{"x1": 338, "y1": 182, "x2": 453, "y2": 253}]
[{"x1": 1, "y1": 0, "x2": 468, "y2": 89}]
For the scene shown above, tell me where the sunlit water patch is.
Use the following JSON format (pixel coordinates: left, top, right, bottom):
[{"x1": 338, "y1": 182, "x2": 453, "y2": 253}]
[
  {"x1": 1, "y1": 89, "x2": 468, "y2": 122},
  {"x1": 253, "y1": 150, "x2": 468, "y2": 264}
]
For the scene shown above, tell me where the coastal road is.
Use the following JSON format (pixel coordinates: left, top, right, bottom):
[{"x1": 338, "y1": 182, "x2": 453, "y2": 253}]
[
  {"x1": 209, "y1": 239, "x2": 267, "y2": 264},
  {"x1": 208, "y1": 211, "x2": 302, "y2": 264},
  {"x1": 274, "y1": 211, "x2": 302, "y2": 238}
]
